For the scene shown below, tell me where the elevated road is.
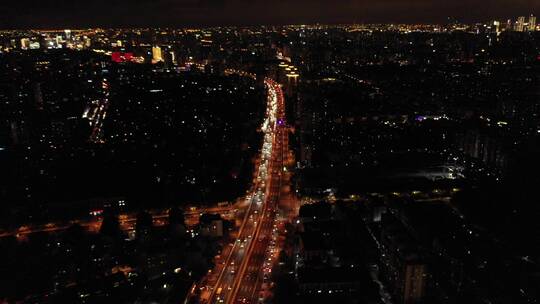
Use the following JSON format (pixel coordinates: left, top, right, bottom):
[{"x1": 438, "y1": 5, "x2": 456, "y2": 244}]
[
  {"x1": 191, "y1": 78, "x2": 288, "y2": 304},
  {"x1": 0, "y1": 205, "x2": 235, "y2": 239}
]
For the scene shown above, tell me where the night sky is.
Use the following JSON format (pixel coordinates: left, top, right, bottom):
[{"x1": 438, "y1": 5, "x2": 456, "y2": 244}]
[{"x1": 1, "y1": 0, "x2": 539, "y2": 28}]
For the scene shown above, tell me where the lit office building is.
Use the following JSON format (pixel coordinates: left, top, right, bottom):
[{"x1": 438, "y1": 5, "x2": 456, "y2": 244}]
[
  {"x1": 152, "y1": 46, "x2": 163, "y2": 63},
  {"x1": 515, "y1": 16, "x2": 526, "y2": 32},
  {"x1": 529, "y1": 15, "x2": 537, "y2": 31}
]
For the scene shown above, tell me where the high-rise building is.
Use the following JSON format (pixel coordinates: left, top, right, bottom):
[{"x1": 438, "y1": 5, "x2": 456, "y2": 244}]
[
  {"x1": 152, "y1": 46, "x2": 163, "y2": 63},
  {"x1": 29, "y1": 42, "x2": 40, "y2": 50},
  {"x1": 170, "y1": 50, "x2": 177, "y2": 65},
  {"x1": 403, "y1": 264, "x2": 427, "y2": 304},
  {"x1": 515, "y1": 16, "x2": 526, "y2": 32},
  {"x1": 493, "y1": 20, "x2": 501, "y2": 36},
  {"x1": 83, "y1": 36, "x2": 92, "y2": 48},
  {"x1": 380, "y1": 216, "x2": 428, "y2": 304},
  {"x1": 285, "y1": 71, "x2": 299, "y2": 97},
  {"x1": 163, "y1": 49, "x2": 177, "y2": 67},
  {"x1": 56, "y1": 35, "x2": 63, "y2": 46},
  {"x1": 529, "y1": 15, "x2": 537, "y2": 31},
  {"x1": 32, "y1": 82, "x2": 44, "y2": 111},
  {"x1": 20, "y1": 38, "x2": 30, "y2": 50},
  {"x1": 506, "y1": 19, "x2": 513, "y2": 31}
]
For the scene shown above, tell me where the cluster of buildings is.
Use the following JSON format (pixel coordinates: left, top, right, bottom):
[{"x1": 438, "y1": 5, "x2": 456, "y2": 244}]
[
  {"x1": 0, "y1": 204, "x2": 230, "y2": 303},
  {"x1": 509, "y1": 15, "x2": 537, "y2": 32},
  {"x1": 12, "y1": 29, "x2": 92, "y2": 51},
  {"x1": 287, "y1": 191, "x2": 538, "y2": 304},
  {"x1": 0, "y1": 30, "x2": 265, "y2": 224},
  {"x1": 291, "y1": 200, "x2": 430, "y2": 304},
  {"x1": 0, "y1": 19, "x2": 539, "y2": 303},
  {"x1": 293, "y1": 202, "x2": 381, "y2": 302}
]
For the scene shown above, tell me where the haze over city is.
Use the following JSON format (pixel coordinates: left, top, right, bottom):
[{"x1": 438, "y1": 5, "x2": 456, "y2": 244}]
[{"x1": 2, "y1": 0, "x2": 539, "y2": 28}]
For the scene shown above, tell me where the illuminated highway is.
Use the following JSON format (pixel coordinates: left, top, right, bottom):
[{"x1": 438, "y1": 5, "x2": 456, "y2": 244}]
[
  {"x1": 85, "y1": 78, "x2": 110, "y2": 143},
  {"x1": 189, "y1": 78, "x2": 288, "y2": 304}
]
